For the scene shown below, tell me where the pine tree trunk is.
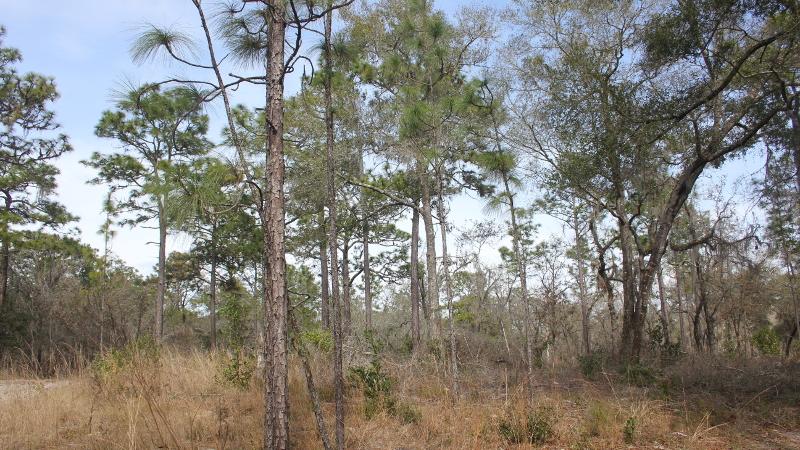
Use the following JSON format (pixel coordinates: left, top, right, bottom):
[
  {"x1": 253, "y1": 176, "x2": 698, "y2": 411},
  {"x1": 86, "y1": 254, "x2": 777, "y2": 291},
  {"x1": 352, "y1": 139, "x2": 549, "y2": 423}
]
[
  {"x1": 363, "y1": 220, "x2": 372, "y2": 331},
  {"x1": 320, "y1": 210, "x2": 330, "y2": 329},
  {"x1": 573, "y1": 210, "x2": 591, "y2": 355},
  {"x1": 263, "y1": 2, "x2": 289, "y2": 448},
  {"x1": 410, "y1": 206, "x2": 421, "y2": 348},
  {"x1": 503, "y1": 176, "x2": 532, "y2": 404},
  {"x1": 210, "y1": 220, "x2": 218, "y2": 351},
  {"x1": 419, "y1": 171, "x2": 439, "y2": 338},
  {"x1": 436, "y1": 174, "x2": 457, "y2": 397},
  {"x1": 156, "y1": 211, "x2": 167, "y2": 341},
  {"x1": 342, "y1": 239, "x2": 352, "y2": 336},
  {"x1": 0, "y1": 234, "x2": 9, "y2": 314},
  {"x1": 323, "y1": 8, "x2": 345, "y2": 450}
]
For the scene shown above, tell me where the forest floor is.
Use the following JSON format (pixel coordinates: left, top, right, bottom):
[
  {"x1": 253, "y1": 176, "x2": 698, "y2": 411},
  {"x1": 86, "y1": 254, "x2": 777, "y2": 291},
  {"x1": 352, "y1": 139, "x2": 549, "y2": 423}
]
[{"x1": 0, "y1": 350, "x2": 798, "y2": 449}]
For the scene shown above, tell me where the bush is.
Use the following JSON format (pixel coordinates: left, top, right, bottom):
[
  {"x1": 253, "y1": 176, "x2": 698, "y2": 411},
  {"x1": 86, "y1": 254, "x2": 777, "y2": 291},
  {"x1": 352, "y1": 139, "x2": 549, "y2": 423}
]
[
  {"x1": 623, "y1": 363, "x2": 657, "y2": 387},
  {"x1": 91, "y1": 335, "x2": 160, "y2": 384},
  {"x1": 585, "y1": 401, "x2": 612, "y2": 437},
  {"x1": 578, "y1": 351, "x2": 605, "y2": 379},
  {"x1": 498, "y1": 406, "x2": 555, "y2": 444},
  {"x1": 302, "y1": 328, "x2": 333, "y2": 352},
  {"x1": 623, "y1": 416, "x2": 637, "y2": 444},
  {"x1": 526, "y1": 407, "x2": 554, "y2": 444},
  {"x1": 217, "y1": 351, "x2": 255, "y2": 390},
  {"x1": 752, "y1": 327, "x2": 781, "y2": 356},
  {"x1": 349, "y1": 357, "x2": 420, "y2": 423}
]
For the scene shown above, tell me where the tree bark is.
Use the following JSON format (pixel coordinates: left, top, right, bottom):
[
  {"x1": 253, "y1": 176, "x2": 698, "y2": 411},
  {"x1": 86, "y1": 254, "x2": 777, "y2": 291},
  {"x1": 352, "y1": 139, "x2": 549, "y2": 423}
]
[
  {"x1": 419, "y1": 170, "x2": 440, "y2": 338},
  {"x1": 675, "y1": 264, "x2": 687, "y2": 350},
  {"x1": 263, "y1": 2, "x2": 289, "y2": 448},
  {"x1": 289, "y1": 311, "x2": 332, "y2": 450},
  {"x1": 410, "y1": 206, "x2": 421, "y2": 348},
  {"x1": 502, "y1": 175, "x2": 532, "y2": 404},
  {"x1": 341, "y1": 239, "x2": 352, "y2": 336},
  {"x1": 0, "y1": 191, "x2": 11, "y2": 313},
  {"x1": 319, "y1": 209, "x2": 330, "y2": 329},
  {"x1": 436, "y1": 173, "x2": 457, "y2": 397},
  {"x1": 210, "y1": 219, "x2": 218, "y2": 350},
  {"x1": 320, "y1": 223, "x2": 330, "y2": 329},
  {"x1": 572, "y1": 209, "x2": 591, "y2": 355},
  {"x1": 363, "y1": 218, "x2": 372, "y2": 331},
  {"x1": 156, "y1": 210, "x2": 167, "y2": 341},
  {"x1": 657, "y1": 267, "x2": 670, "y2": 346},
  {"x1": 323, "y1": 8, "x2": 345, "y2": 450}
]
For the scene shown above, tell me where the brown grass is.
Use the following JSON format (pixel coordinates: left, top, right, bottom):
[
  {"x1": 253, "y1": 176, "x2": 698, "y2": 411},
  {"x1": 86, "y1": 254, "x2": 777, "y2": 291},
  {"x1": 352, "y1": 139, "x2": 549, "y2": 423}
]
[{"x1": 0, "y1": 350, "x2": 798, "y2": 449}]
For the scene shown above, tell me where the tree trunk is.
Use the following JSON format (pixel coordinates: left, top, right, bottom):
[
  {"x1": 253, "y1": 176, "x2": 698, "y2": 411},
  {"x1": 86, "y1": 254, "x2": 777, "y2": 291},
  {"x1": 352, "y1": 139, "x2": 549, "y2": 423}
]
[
  {"x1": 618, "y1": 213, "x2": 639, "y2": 363},
  {"x1": 156, "y1": 211, "x2": 167, "y2": 341},
  {"x1": 320, "y1": 241, "x2": 331, "y2": 329},
  {"x1": 323, "y1": 8, "x2": 345, "y2": 450},
  {"x1": 0, "y1": 235, "x2": 9, "y2": 314},
  {"x1": 361, "y1": 211, "x2": 372, "y2": 331},
  {"x1": 210, "y1": 220, "x2": 218, "y2": 350},
  {"x1": 419, "y1": 170, "x2": 439, "y2": 338},
  {"x1": 675, "y1": 264, "x2": 687, "y2": 350},
  {"x1": 657, "y1": 267, "x2": 670, "y2": 346},
  {"x1": 289, "y1": 311, "x2": 332, "y2": 450},
  {"x1": 573, "y1": 209, "x2": 591, "y2": 355},
  {"x1": 320, "y1": 210, "x2": 330, "y2": 329},
  {"x1": 503, "y1": 176, "x2": 532, "y2": 404},
  {"x1": 263, "y1": 2, "x2": 289, "y2": 448},
  {"x1": 410, "y1": 206, "x2": 421, "y2": 348},
  {"x1": 341, "y1": 239, "x2": 352, "y2": 337},
  {"x1": 436, "y1": 174, "x2": 457, "y2": 397},
  {"x1": 363, "y1": 218, "x2": 372, "y2": 331}
]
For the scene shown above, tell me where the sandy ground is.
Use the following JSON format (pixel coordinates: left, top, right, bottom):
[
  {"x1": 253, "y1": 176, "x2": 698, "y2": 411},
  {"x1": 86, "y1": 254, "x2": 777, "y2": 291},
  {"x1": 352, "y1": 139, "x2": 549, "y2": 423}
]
[{"x1": 0, "y1": 379, "x2": 69, "y2": 401}]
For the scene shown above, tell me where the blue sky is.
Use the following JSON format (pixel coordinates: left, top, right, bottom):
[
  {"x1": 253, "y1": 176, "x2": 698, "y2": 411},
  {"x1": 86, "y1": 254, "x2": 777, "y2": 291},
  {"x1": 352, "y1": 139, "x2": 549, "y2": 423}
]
[
  {"x1": 0, "y1": 0, "x2": 761, "y2": 276},
  {"x1": 0, "y1": 0, "x2": 507, "y2": 274}
]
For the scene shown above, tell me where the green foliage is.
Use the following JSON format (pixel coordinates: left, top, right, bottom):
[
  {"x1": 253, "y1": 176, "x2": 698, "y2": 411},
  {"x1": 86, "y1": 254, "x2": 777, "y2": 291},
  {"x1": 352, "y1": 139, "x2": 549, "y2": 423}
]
[
  {"x1": 218, "y1": 279, "x2": 253, "y2": 349},
  {"x1": 301, "y1": 328, "x2": 333, "y2": 353},
  {"x1": 217, "y1": 351, "x2": 255, "y2": 390},
  {"x1": 623, "y1": 363, "x2": 657, "y2": 387},
  {"x1": 348, "y1": 355, "x2": 420, "y2": 424},
  {"x1": 215, "y1": 279, "x2": 256, "y2": 389},
  {"x1": 498, "y1": 406, "x2": 555, "y2": 444},
  {"x1": 92, "y1": 335, "x2": 161, "y2": 385},
  {"x1": 585, "y1": 401, "x2": 612, "y2": 437},
  {"x1": 752, "y1": 327, "x2": 781, "y2": 356},
  {"x1": 577, "y1": 351, "x2": 606, "y2": 379},
  {"x1": 349, "y1": 359, "x2": 393, "y2": 419},
  {"x1": 623, "y1": 416, "x2": 637, "y2": 444}
]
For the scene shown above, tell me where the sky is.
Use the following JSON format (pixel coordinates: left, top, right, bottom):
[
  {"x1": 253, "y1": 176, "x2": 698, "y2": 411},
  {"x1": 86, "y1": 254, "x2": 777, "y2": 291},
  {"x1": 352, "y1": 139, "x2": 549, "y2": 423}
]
[
  {"x1": 0, "y1": 0, "x2": 508, "y2": 275},
  {"x1": 0, "y1": 0, "x2": 762, "y2": 276}
]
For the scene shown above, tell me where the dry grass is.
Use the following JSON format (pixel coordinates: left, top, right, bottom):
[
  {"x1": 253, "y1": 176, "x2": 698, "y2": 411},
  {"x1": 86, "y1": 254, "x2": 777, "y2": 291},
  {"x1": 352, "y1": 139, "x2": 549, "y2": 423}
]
[{"x1": 1, "y1": 349, "x2": 798, "y2": 449}]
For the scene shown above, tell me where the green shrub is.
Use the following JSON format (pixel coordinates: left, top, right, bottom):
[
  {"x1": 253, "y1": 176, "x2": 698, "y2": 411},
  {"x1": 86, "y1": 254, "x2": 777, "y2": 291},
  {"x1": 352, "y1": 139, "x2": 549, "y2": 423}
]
[
  {"x1": 585, "y1": 401, "x2": 612, "y2": 437},
  {"x1": 623, "y1": 363, "x2": 657, "y2": 387},
  {"x1": 349, "y1": 359, "x2": 393, "y2": 419},
  {"x1": 623, "y1": 416, "x2": 637, "y2": 444},
  {"x1": 526, "y1": 407, "x2": 554, "y2": 444},
  {"x1": 92, "y1": 335, "x2": 160, "y2": 382},
  {"x1": 498, "y1": 418, "x2": 525, "y2": 444},
  {"x1": 302, "y1": 328, "x2": 333, "y2": 352},
  {"x1": 217, "y1": 351, "x2": 255, "y2": 390},
  {"x1": 349, "y1": 356, "x2": 420, "y2": 423},
  {"x1": 578, "y1": 351, "x2": 605, "y2": 379},
  {"x1": 498, "y1": 406, "x2": 555, "y2": 445},
  {"x1": 752, "y1": 327, "x2": 781, "y2": 355}
]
